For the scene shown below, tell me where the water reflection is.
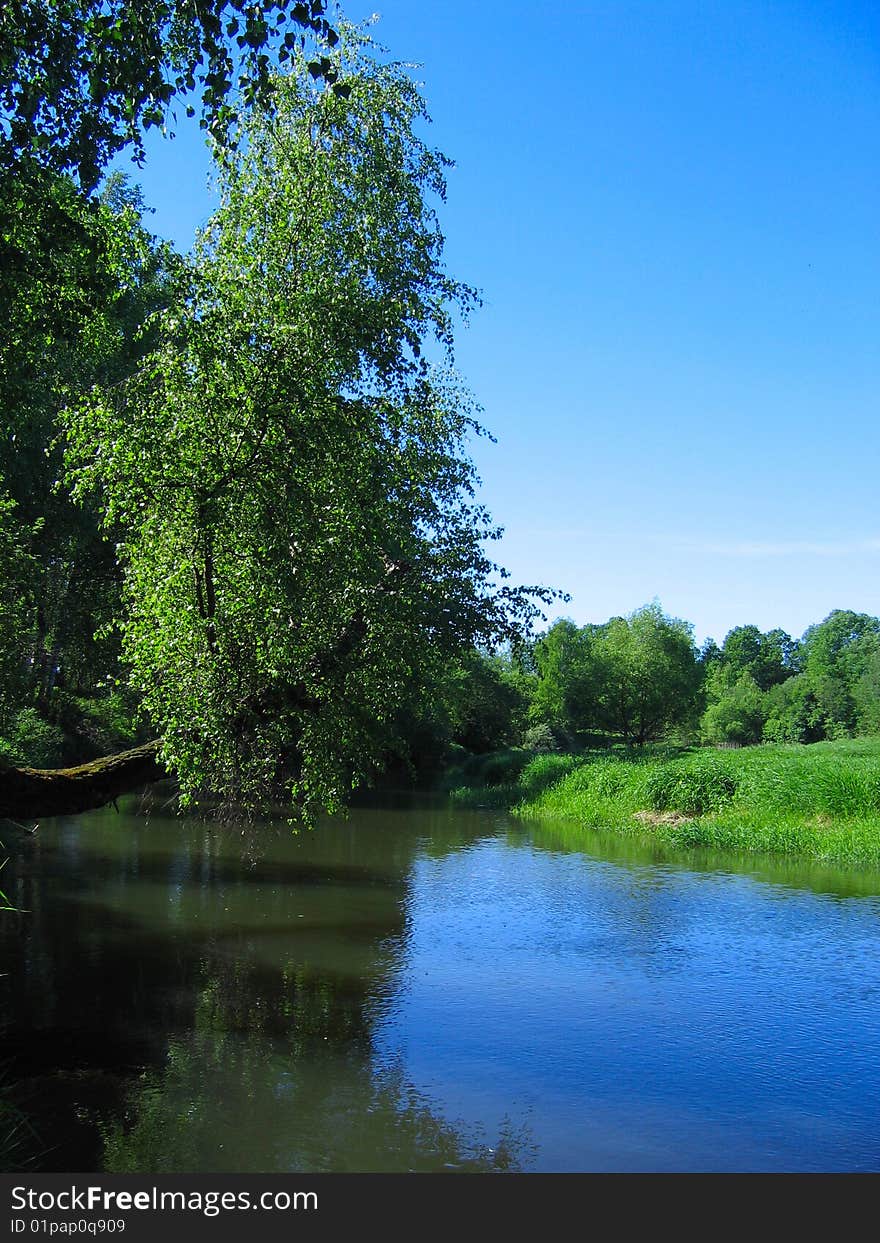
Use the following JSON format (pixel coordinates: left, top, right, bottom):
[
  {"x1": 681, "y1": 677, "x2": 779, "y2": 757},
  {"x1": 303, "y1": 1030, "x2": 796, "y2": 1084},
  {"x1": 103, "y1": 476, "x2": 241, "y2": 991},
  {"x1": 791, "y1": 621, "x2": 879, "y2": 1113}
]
[
  {"x1": 1, "y1": 804, "x2": 526, "y2": 1172},
  {"x1": 3, "y1": 800, "x2": 880, "y2": 1172},
  {"x1": 517, "y1": 817, "x2": 880, "y2": 900},
  {"x1": 101, "y1": 1032, "x2": 528, "y2": 1173}
]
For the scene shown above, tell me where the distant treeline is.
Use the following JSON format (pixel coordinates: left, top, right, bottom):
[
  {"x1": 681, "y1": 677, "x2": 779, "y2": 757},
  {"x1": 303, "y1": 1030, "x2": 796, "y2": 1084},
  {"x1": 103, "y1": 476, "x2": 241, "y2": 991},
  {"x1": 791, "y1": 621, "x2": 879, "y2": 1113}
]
[
  {"x1": 4, "y1": 584, "x2": 878, "y2": 779},
  {"x1": 385, "y1": 604, "x2": 880, "y2": 777}
]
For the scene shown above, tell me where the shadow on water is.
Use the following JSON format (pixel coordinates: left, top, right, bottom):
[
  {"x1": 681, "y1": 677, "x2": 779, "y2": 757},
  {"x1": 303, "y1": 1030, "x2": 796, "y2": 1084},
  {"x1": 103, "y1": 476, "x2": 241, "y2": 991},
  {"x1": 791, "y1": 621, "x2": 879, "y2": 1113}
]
[{"x1": 0, "y1": 804, "x2": 530, "y2": 1173}]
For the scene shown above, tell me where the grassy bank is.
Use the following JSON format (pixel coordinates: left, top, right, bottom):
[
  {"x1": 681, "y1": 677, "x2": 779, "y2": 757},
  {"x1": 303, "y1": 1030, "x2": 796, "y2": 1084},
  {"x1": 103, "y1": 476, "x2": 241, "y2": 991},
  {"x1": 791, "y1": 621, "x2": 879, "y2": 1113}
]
[{"x1": 449, "y1": 739, "x2": 880, "y2": 864}]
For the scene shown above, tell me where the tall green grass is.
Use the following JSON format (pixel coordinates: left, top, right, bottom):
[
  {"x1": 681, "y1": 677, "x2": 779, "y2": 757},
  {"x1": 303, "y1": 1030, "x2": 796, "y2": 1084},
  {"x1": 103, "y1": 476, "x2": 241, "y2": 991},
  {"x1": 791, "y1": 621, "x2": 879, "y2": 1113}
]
[
  {"x1": 455, "y1": 739, "x2": 880, "y2": 864},
  {"x1": 449, "y1": 750, "x2": 600, "y2": 809}
]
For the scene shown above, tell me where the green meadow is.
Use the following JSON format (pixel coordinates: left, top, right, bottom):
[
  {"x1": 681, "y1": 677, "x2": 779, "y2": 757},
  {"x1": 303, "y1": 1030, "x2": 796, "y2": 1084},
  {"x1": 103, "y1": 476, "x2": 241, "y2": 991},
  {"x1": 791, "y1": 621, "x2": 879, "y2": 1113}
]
[{"x1": 448, "y1": 738, "x2": 880, "y2": 865}]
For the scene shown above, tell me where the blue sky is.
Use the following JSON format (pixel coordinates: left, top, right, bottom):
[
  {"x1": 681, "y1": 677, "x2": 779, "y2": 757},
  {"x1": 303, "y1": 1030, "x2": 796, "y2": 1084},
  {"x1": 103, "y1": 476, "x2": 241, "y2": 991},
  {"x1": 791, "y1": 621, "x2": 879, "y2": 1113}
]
[{"x1": 118, "y1": 1, "x2": 880, "y2": 646}]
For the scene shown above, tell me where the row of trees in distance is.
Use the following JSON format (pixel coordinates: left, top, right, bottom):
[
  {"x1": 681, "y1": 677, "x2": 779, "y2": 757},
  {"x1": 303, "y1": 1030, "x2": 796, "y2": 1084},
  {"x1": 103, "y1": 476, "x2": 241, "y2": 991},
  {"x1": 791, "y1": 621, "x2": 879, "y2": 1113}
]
[{"x1": 396, "y1": 605, "x2": 880, "y2": 773}]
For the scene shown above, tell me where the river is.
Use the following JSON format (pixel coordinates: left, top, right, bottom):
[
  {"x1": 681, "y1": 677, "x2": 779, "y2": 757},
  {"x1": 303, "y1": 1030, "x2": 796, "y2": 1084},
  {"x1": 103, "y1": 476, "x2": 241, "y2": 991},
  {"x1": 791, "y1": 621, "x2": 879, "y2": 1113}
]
[{"x1": 3, "y1": 799, "x2": 880, "y2": 1172}]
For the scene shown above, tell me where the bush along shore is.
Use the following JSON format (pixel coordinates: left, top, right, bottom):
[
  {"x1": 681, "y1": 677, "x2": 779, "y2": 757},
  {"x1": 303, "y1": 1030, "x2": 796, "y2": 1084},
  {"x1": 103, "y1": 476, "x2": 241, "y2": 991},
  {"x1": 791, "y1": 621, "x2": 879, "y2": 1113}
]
[{"x1": 446, "y1": 739, "x2": 880, "y2": 865}]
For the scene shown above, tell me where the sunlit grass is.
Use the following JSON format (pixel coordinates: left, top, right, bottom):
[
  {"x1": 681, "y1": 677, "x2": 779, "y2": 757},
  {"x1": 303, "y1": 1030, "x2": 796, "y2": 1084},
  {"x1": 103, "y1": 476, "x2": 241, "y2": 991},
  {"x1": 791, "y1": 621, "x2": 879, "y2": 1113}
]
[{"x1": 452, "y1": 738, "x2": 880, "y2": 863}]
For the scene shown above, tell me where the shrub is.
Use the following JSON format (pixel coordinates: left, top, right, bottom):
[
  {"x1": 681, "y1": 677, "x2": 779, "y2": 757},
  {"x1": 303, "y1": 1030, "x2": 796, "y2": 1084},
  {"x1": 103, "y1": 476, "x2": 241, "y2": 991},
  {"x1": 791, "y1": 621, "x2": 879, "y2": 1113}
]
[
  {"x1": 521, "y1": 722, "x2": 560, "y2": 753},
  {"x1": 73, "y1": 693, "x2": 139, "y2": 754},
  {"x1": 645, "y1": 757, "x2": 738, "y2": 815},
  {"x1": 700, "y1": 672, "x2": 766, "y2": 745},
  {"x1": 2, "y1": 708, "x2": 67, "y2": 768}
]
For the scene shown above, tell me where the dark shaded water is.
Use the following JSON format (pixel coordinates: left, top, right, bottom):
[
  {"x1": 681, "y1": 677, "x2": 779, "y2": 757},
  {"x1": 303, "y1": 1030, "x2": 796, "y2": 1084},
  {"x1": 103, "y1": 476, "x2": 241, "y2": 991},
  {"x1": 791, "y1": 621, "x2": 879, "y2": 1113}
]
[{"x1": 3, "y1": 801, "x2": 880, "y2": 1172}]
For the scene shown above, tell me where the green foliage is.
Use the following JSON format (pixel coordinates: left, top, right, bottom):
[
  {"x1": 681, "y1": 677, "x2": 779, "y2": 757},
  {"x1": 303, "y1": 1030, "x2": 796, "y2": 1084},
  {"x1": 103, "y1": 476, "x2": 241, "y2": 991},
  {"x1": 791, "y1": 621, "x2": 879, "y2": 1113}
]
[
  {"x1": 0, "y1": 707, "x2": 67, "y2": 768},
  {"x1": 0, "y1": 162, "x2": 177, "y2": 723},
  {"x1": 517, "y1": 754, "x2": 652, "y2": 825},
  {"x1": 6, "y1": 4, "x2": 880, "y2": 834},
  {"x1": 447, "y1": 749, "x2": 583, "y2": 810},
  {"x1": 698, "y1": 613, "x2": 880, "y2": 748},
  {"x1": 528, "y1": 604, "x2": 701, "y2": 746},
  {"x1": 0, "y1": 1, "x2": 339, "y2": 189},
  {"x1": 65, "y1": 34, "x2": 551, "y2": 816},
  {"x1": 517, "y1": 607, "x2": 880, "y2": 763},
  {"x1": 49, "y1": 690, "x2": 140, "y2": 756},
  {"x1": 448, "y1": 748, "x2": 533, "y2": 789},
  {"x1": 720, "y1": 624, "x2": 799, "y2": 690},
  {"x1": 445, "y1": 747, "x2": 534, "y2": 808},
  {"x1": 590, "y1": 604, "x2": 702, "y2": 743},
  {"x1": 380, "y1": 650, "x2": 530, "y2": 784},
  {"x1": 0, "y1": 495, "x2": 36, "y2": 713},
  {"x1": 762, "y1": 674, "x2": 823, "y2": 744},
  {"x1": 699, "y1": 637, "x2": 722, "y2": 666},
  {"x1": 440, "y1": 652, "x2": 529, "y2": 755},
  {"x1": 800, "y1": 610, "x2": 880, "y2": 738},
  {"x1": 530, "y1": 619, "x2": 593, "y2": 738},
  {"x1": 700, "y1": 667, "x2": 766, "y2": 745},
  {"x1": 853, "y1": 646, "x2": 880, "y2": 735},
  {"x1": 521, "y1": 721, "x2": 562, "y2": 752}
]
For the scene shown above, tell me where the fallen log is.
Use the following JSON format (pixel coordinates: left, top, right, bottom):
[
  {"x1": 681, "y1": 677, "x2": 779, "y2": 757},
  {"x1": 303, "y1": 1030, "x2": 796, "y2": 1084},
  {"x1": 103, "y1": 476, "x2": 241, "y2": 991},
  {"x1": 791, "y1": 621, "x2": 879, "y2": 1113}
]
[{"x1": 0, "y1": 740, "x2": 165, "y2": 820}]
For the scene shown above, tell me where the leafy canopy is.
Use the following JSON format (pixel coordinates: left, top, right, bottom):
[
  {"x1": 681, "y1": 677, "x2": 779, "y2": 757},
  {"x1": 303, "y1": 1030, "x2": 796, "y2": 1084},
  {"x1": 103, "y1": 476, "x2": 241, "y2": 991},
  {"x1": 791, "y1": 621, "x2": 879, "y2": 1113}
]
[
  {"x1": 0, "y1": 166, "x2": 178, "y2": 714},
  {"x1": 587, "y1": 604, "x2": 701, "y2": 744},
  {"x1": 0, "y1": 0, "x2": 340, "y2": 188},
  {"x1": 65, "y1": 28, "x2": 553, "y2": 815},
  {"x1": 530, "y1": 604, "x2": 701, "y2": 745}
]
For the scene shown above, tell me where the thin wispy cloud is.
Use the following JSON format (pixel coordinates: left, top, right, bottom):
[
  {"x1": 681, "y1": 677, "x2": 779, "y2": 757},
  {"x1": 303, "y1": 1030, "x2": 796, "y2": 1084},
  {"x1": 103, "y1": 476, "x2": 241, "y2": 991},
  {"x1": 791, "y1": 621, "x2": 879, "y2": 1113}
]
[{"x1": 512, "y1": 529, "x2": 880, "y2": 560}]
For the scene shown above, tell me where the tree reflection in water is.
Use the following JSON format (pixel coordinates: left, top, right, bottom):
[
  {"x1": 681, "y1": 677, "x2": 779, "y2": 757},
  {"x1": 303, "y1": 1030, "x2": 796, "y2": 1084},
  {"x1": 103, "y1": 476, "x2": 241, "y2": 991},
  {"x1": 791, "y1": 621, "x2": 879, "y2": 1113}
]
[{"x1": 1, "y1": 805, "x2": 531, "y2": 1172}]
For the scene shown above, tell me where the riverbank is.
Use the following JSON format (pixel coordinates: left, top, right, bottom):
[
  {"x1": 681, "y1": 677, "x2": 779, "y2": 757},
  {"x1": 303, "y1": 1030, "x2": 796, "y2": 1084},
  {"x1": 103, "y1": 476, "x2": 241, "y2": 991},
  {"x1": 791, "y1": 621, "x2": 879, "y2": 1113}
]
[{"x1": 448, "y1": 738, "x2": 880, "y2": 864}]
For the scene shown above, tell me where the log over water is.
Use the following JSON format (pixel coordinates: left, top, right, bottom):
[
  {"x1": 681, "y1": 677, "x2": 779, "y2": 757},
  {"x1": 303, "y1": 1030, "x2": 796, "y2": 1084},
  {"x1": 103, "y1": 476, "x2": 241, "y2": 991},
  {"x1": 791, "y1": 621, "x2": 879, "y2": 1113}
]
[{"x1": 0, "y1": 741, "x2": 164, "y2": 820}]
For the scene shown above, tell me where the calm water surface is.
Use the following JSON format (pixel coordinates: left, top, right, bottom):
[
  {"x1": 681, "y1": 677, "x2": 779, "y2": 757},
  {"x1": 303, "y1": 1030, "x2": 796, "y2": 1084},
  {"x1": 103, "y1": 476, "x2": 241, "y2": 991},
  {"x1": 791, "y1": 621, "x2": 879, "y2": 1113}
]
[{"x1": 3, "y1": 800, "x2": 880, "y2": 1172}]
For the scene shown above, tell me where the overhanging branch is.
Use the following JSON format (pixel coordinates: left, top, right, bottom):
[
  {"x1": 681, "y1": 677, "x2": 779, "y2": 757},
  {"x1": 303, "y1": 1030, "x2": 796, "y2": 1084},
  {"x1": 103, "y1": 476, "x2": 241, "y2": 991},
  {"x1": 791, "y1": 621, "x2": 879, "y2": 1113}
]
[{"x1": 0, "y1": 741, "x2": 165, "y2": 820}]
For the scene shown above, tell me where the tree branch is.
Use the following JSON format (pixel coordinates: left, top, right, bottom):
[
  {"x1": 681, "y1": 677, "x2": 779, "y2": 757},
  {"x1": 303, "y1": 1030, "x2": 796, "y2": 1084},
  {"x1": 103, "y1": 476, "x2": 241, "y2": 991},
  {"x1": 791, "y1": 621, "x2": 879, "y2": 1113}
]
[{"x1": 0, "y1": 741, "x2": 165, "y2": 819}]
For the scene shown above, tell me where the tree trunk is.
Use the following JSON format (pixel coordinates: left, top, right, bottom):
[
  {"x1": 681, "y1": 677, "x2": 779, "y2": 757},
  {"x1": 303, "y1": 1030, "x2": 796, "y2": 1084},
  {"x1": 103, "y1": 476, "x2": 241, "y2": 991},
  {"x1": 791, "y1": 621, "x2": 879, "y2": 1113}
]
[{"x1": 0, "y1": 741, "x2": 165, "y2": 820}]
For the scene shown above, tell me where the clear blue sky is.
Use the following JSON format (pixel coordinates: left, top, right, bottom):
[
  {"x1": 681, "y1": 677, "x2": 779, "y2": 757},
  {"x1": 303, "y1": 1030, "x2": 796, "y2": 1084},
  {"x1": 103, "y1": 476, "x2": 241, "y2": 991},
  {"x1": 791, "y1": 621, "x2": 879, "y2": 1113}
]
[{"x1": 117, "y1": 0, "x2": 880, "y2": 646}]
